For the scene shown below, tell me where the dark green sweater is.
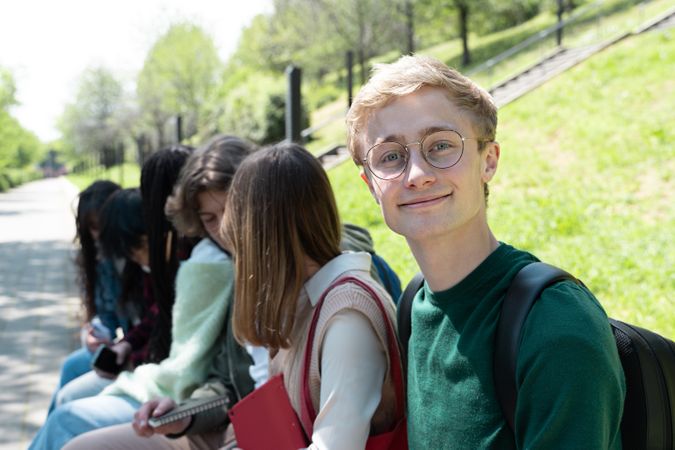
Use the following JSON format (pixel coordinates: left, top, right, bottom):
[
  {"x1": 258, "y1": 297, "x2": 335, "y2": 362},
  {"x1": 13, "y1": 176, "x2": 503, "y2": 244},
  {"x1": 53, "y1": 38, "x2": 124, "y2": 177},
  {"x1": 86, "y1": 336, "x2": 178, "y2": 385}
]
[{"x1": 407, "y1": 243, "x2": 625, "y2": 449}]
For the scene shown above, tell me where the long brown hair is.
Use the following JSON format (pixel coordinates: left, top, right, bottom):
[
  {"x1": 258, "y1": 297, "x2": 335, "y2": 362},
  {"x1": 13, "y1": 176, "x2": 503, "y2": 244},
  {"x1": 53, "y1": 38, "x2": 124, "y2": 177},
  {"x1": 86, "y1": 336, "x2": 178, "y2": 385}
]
[{"x1": 223, "y1": 142, "x2": 342, "y2": 350}]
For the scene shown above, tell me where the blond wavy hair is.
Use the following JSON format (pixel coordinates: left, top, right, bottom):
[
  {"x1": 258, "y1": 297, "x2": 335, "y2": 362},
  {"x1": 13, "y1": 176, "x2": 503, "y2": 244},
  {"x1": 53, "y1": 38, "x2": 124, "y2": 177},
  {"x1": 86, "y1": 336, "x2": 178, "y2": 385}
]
[{"x1": 346, "y1": 54, "x2": 497, "y2": 165}]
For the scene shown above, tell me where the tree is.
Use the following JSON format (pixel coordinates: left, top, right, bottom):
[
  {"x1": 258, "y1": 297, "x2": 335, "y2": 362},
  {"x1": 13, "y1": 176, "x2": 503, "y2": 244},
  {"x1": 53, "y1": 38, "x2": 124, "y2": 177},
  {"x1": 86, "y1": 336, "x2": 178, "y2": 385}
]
[
  {"x1": 58, "y1": 67, "x2": 128, "y2": 168},
  {"x1": 218, "y1": 72, "x2": 309, "y2": 144},
  {"x1": 270, "y1": 0, "x2": 408, "y2": 83},
  {"x1": 136, "y1": 23, "x2": 222, "y2": 148},
  {"x1": 0, "y1": 111, "x2": 42, "y2": 170},
  {"x1": 0, "y1": 67, "x2": 43, "y2": 175},
  {"x1": 0, "y1": 67, "x2": 17, "y2": 111}
]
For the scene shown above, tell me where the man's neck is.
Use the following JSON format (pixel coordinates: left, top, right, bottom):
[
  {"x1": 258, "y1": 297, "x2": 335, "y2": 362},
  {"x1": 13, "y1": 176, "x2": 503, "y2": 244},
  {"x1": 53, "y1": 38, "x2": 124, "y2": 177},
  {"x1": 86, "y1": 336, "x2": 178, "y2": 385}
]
[{"x1": 407, "y1": 223, "x2": 499, "y2": 292}]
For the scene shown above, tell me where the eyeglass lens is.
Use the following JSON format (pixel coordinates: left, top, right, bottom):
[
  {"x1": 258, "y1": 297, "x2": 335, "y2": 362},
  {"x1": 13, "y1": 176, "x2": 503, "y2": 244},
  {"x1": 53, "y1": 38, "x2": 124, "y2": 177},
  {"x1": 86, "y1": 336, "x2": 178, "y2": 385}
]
[{"x1": 366, "y1": 130, "x2": 464, "y2": 179}]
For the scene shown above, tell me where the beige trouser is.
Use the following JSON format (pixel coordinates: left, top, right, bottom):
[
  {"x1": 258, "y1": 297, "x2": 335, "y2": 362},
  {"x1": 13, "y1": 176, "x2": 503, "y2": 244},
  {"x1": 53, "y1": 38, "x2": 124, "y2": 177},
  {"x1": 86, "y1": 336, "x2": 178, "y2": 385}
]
[{"x1": 62, "y1": 423, "x2": 230, "y2": 450}]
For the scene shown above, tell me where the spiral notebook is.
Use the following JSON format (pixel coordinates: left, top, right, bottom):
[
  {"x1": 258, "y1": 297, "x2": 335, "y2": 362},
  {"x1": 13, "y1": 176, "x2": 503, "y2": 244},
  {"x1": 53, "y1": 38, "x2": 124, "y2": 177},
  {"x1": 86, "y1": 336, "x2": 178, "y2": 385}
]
[
  {"x1": 147, "y1": 394, "x2": 230, "y2": 428},
  {"x1": 228, "y1": 373, "x2": 308, "y2": 450}
]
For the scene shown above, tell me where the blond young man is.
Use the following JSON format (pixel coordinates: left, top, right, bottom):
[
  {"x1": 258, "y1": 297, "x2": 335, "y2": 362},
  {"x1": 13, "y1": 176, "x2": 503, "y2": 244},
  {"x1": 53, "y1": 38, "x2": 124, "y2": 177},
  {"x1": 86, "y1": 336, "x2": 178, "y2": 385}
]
[{"x1": 346, "y1": 55, "x2": 625, "y2": 449}]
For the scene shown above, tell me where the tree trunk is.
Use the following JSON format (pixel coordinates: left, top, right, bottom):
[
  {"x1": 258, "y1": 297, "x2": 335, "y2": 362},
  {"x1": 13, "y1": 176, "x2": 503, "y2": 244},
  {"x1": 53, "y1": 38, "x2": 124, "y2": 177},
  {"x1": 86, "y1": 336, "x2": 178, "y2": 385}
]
[
  {"x1": 458, "y1": 2, "x2": 470, "y2": 66},
  {"x1": 155, "y1": 122, "x2": 165, "y2": 151},
  {"x1": 406, "y1": 0, "x2": 415, "y2": 54},
  {"x1": 358, "y1": 48, "x2": 366, "y2": 86}
]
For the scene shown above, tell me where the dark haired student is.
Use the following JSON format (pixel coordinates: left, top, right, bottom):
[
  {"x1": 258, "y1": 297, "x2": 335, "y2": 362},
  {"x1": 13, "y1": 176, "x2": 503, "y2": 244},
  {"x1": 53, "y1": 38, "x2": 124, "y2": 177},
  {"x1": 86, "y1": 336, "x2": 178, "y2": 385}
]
[
  {"x1": 49, "y1": 187, "x2": 154, "y2": 407},
  {"x1": 29, "y1": 145, "x2": 196, "y2": 450},
  {"x1": 46, "y1": 180, "x2": 125, "y2": 414},
  {"x1": 62, "y1": 134, "x2": 262, "y2": 450}
]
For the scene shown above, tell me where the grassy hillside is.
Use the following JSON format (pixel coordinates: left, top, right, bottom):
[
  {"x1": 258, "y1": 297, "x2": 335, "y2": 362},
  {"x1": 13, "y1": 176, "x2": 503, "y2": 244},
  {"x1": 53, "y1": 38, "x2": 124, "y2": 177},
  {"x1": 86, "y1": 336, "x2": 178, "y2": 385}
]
[
  {"x1": 307, "y1": 0, "x2": 675, "y2": 154},
  {"x1": 329, "y1": 28, "x2": 674, "y2": 337}
]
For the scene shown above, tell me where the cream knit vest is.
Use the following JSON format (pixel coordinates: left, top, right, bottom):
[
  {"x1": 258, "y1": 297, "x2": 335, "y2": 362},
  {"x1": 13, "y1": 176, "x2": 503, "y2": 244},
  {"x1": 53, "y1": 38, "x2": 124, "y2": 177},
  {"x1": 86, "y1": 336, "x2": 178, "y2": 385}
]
[{"x1": 268, "y1": 270, "x2": 400, "y2": 436}]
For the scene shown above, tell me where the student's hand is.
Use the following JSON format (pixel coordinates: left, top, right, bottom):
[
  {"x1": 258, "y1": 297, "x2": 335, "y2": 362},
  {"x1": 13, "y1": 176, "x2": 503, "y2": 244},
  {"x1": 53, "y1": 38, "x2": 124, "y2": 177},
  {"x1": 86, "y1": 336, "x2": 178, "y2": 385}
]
[
  {"x1": 133, "y1": 397, "x2": 192, "y2": 437},
  {"x1": 92, "y1": 366, "x2": 118, "y2": 380},
  {"x1": 84, "y1": 325, "x2": 110, "y2": 353},
  {"x1": 92, "y1": 341, "x2": 131, "y2": 379},
  {"x1": 110, "y1": 341, "x2": 132, "y2": 365}
]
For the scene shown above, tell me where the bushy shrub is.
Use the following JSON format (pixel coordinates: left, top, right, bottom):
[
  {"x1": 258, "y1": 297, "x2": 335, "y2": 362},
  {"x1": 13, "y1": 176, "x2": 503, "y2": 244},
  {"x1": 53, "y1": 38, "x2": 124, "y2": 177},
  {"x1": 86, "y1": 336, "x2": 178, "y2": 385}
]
[
  {"x1": 218, "y1": 73, "x2": 309, "y2": 145},
  {"x1": 0, "y1": 172, "x2": 10, "y2": 192},
  {"x1": 305, "y1": 82, "x2": 342, "y2": 110},
  {"x1": 475, "y1": 0, "x2": 544, "y2": 35}
]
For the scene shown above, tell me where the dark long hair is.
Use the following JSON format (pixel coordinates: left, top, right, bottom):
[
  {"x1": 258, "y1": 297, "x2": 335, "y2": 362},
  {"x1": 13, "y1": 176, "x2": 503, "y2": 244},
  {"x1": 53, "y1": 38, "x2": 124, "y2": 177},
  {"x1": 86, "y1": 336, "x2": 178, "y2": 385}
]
[
  {"x1": 98, "y1": 188, "x2": 147, "y2": 311},
  {"x1": 98, "y1": 188, "x2": 146, "y2": 261},
  {"x1": 140, "y1": 144, "x2": 194, "y2": 362},
  {"x1": 75, "y1": 180, "x2": 121, "y2": 322}
]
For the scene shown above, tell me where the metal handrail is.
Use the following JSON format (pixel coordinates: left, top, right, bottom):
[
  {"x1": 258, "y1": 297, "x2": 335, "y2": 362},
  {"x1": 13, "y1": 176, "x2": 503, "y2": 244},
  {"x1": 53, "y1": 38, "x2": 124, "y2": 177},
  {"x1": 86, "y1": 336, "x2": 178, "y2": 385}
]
[
  {"x1": 300, "y1": 109, "x2": 347, "y2": 139},
  {"x1": 466, "y1": 0, "x2": 605, "y2": 76}
]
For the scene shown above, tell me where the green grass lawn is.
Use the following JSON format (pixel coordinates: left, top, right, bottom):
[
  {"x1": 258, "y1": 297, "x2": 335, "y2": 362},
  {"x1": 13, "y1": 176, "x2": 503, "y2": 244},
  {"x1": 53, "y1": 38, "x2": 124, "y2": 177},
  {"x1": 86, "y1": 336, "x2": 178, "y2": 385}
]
[
  {"x1": 67, "y1": 163, "x2": 141, "y2": 190},
  {"x1": 329, "y1": 28, "x2": 675, "y2": 337}
]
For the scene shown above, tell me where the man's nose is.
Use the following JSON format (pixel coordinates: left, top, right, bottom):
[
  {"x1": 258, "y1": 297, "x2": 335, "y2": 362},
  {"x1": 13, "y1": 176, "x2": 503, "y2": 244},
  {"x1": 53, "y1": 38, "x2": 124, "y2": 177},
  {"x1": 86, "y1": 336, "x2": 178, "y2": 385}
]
[{"x1": 404, "y1": 147, "x2": 435, "y2": 187}]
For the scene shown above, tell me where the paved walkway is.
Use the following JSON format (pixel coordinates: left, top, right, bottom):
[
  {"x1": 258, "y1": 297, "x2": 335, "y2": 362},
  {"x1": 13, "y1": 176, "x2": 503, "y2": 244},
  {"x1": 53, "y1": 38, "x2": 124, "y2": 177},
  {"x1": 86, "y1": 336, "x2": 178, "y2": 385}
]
[{"x1": 0, "y1": 177, "x2": 81, "y2": 449}]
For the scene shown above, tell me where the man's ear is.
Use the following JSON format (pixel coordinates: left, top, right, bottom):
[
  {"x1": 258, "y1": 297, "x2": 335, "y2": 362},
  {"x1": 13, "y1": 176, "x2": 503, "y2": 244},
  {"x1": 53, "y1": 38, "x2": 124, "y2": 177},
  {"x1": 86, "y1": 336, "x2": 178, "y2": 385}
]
[
  {"x1": 360, "y1": 170, "x2": 380, "y2": 205},
  {"x1": 481, "y1": 141, "x2": 500, "y2": 183}
]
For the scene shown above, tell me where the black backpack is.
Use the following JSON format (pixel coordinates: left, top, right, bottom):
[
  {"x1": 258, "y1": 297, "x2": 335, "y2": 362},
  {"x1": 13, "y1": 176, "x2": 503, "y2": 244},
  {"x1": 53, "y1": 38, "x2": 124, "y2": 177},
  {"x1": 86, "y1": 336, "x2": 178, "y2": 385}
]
[{"x1": 397, "y1": 262, "x2": 675, "y2": 450}]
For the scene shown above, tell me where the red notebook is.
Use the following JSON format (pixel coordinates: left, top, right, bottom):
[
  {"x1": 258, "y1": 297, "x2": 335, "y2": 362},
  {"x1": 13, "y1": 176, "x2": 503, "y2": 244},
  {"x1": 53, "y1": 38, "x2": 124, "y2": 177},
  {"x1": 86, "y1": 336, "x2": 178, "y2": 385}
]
[{"x1": 228, "y1": 373, "x2": 308, "y2": 450}]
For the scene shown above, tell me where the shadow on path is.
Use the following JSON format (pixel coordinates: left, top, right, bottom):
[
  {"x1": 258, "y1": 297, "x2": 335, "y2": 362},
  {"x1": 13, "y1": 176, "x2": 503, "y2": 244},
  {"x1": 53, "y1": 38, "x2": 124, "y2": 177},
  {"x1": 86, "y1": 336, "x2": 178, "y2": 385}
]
[{"x1": 0, "y1": 241, "x2": 80, "y2": 446}]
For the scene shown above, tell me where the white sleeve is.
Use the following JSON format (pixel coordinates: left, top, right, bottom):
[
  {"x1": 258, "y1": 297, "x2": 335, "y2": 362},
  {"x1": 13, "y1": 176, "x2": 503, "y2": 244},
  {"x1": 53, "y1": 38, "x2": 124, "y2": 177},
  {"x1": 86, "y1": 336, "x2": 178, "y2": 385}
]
[
  {"x1": 244, "y1": 344, "x2": 269, "y2": 388},
  {"x1": 307, "y1": 309, "x2": 387, "y2": 450}
]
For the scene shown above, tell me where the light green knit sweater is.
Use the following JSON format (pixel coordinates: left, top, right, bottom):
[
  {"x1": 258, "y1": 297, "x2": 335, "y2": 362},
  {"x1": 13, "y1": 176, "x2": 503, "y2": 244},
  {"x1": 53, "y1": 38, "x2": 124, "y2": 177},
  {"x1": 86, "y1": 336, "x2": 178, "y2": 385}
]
[{"x1": 102, "y1": 239, "x2": 233, "y2": 403}]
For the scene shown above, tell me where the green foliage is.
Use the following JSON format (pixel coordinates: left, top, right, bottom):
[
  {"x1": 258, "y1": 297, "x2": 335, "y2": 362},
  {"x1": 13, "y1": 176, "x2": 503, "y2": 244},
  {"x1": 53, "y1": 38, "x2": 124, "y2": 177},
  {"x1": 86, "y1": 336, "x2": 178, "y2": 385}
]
[
  {"x1": 473, "y1": 0, "x2": 544, "y2": 34},
  {"x1": 58, "y1": 66, "x2": 128, "y2": 168},
  {"x1": 0, "y1": 67, "x2": 17, "y2": 110},
  {"x1": 241, "y1": 0, "x2": 408, "y2": 82},
  {"x1": 305, "y1": 81, "x2": 343, "y2": 110},
  {"x1": 137, "y1": 22, "x2": 222, "y2": 143},
  {"x1": 229, "y1": 14, "x2": 290, "y2": 74},
  {"x1": 0, "y1": 66, "x2": 44, "y2": 190},
  {"x1": 218, "y1": 73, "x2": 309, "y2": 144},
  {"x1": 0, "y1": 110, "x2": 43, "y2": 170},
  {"x1": 0, "y1": 166, "x2": 43, "y2": 192},
  {"x1": 328, "y1": 29, "x2": 675, "y2": 336}
]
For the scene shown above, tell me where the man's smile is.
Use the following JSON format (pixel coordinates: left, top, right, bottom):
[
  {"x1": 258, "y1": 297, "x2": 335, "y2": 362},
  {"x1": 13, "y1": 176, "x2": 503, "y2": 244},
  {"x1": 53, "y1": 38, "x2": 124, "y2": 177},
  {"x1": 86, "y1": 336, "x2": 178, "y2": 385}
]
[{"x1": 399, "y1": 192, "x2": 452, "y2": 208}]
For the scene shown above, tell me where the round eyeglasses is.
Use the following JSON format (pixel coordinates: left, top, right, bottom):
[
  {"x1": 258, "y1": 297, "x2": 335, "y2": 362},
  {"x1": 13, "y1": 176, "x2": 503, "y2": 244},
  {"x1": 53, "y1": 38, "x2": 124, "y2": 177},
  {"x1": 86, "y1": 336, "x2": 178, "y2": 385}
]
[{"x1": 363, "y1": 129, "x2": 485, "y2": 180}]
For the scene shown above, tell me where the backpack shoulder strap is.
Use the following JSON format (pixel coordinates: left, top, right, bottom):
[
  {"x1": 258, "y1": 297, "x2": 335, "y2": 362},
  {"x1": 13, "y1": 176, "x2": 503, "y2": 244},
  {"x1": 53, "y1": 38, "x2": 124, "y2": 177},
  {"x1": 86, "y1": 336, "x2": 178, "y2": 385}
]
[
  {"x1": 494, "y1": 262, "x2": 578, "y2": 432},
  {"x1": 371, "y1": 253, "x2": 403, "y2": 301},
  {"x1": 397, "y1": 271, "x2": 425, "y2": 375}
]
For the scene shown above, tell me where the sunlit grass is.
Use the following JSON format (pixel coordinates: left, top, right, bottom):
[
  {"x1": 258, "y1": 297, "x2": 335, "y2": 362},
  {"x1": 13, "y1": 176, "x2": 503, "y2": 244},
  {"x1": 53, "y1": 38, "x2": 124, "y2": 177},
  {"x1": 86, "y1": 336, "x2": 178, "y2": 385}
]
[
  {"x1": 67, "y1": 162, "x2": 140, "y2": 190},
  {"x1": 329, "y1": 29, "x2": 675, "y2": 337},
  {"x1": 309, "y1": 0, "x2": 675, "y2": 150}
]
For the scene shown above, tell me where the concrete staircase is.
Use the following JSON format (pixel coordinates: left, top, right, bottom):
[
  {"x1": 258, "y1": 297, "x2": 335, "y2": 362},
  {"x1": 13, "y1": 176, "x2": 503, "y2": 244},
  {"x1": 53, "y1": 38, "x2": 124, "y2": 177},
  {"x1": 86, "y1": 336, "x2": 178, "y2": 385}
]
[
  {"x1": 490, "y1": 43, "x2": 607, "y2": 107},
  {"x1": 491, "y1": 7, "x2": 675, "y2": 108},
  {"x1": 317, "y1": 145, "x2": 352, "y2": 170}
]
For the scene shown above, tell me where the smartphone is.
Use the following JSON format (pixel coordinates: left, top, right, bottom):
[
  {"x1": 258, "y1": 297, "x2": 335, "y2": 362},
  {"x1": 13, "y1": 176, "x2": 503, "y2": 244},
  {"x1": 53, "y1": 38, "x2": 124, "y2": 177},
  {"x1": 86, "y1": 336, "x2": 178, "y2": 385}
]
[
  {"x1": 90, "y1": 317, "x2": 112, "y2": 341},
  {"x1": 92, "y1": 345, "x2": 125, "y2": 375}
]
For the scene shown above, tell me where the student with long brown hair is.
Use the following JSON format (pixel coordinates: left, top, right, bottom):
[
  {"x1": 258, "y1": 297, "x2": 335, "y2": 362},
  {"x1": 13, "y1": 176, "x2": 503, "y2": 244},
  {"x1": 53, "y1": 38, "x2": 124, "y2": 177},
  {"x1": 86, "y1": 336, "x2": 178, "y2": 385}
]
[{"x1": 223, "y1": 143, "x2": 405, "y2": 449}]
